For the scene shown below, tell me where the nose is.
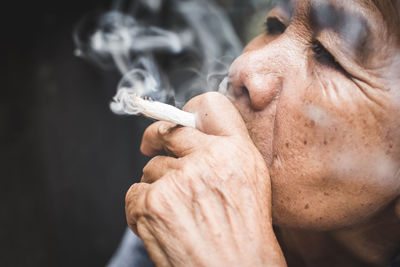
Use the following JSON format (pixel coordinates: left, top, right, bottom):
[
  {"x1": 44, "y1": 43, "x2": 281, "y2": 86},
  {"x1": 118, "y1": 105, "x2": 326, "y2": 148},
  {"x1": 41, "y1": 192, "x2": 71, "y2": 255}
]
[{"x1": 228, "y1": 39, "x2": 285, "y2": 111}]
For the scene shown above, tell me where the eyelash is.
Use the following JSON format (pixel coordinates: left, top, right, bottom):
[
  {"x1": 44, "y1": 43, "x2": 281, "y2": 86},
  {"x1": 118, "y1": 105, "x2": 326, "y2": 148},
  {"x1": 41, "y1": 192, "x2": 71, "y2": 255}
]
[
  {"x1": 311, "y1": 41, "x2": 342, "y2": 70},
  {"x1": 264, "y1": 17, "x2": 343, "y2": 72},
  {"x1": 265, "y1": 17, "x2": 286, "y2": 35}
]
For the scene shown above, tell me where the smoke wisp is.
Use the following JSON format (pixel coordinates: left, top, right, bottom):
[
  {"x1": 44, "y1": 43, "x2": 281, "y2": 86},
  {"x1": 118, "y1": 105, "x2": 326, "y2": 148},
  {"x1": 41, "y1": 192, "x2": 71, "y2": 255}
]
[{"x1": 74, "y1": 0, "x2": 245, "y2": 116}]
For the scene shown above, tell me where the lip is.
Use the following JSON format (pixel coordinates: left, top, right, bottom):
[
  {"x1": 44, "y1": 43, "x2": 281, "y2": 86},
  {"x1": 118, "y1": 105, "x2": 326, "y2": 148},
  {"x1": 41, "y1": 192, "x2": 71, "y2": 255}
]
[{"x1": 228, "y1": 89, "x2": 280, "y2": 168}]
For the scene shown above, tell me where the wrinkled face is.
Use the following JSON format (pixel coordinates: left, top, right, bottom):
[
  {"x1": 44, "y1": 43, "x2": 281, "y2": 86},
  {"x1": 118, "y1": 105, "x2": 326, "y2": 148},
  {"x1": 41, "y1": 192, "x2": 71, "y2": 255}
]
[{"x1": 228, "y1": 0, "x2": 400, "y2": 230}]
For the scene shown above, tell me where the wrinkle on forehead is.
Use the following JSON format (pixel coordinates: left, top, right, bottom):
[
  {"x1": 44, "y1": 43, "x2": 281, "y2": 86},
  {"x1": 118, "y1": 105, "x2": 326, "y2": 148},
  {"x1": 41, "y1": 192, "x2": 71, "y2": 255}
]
[
  {"x1": 283, "y1": 0, "x2": 400, "y2": 70},
  {"x1": 307, "y1": 0, "x2": 399, "y2": 42},
  {"x1": 308, "y1": 1, "x2": 371, "y2": 63}
]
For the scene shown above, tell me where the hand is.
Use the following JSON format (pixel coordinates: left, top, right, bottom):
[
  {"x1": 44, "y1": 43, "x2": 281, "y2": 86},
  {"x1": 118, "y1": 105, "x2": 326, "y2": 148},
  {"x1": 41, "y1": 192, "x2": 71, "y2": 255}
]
[{"x1": 125, "y1": 92, "x2": 286, "y2": 267}]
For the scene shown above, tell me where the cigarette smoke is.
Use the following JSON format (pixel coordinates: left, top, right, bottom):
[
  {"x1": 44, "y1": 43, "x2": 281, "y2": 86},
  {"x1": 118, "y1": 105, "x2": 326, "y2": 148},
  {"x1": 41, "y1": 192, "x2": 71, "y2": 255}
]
[{"x1": 73, "y1": 0, "x2": 256, "y2": 115}]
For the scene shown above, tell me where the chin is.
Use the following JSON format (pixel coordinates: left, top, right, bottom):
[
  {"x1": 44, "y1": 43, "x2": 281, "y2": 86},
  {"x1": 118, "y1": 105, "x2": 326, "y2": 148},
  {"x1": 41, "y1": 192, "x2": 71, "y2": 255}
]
[
  {"x1": 270, "y1": 196, "x2": 372, "y2": 231},
  {"x1": 271, "y1": 209, "x2": 340, "y2": 231}
]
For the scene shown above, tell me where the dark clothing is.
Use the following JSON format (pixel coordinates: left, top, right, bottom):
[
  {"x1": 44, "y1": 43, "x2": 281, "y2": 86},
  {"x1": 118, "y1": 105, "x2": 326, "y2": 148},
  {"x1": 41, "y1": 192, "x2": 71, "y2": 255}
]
[
  {"x1": 388, "y1": 253, "x2": 400, "y2": 267},
  {"x1": 109, "y1": 229, "x2": 400, "y2": 267},
  {"x1": 108, "y1": 229, "x2": 153, "y2": 267}
]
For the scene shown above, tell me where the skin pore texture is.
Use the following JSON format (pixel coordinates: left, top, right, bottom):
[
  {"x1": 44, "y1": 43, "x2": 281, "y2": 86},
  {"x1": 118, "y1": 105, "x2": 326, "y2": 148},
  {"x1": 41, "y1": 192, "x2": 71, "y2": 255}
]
[
  {"x1": 125, "y1": 0, "x2": 400, "y2": 266},
  {"x1": 229, "y1": 0, "x2": 400, "y2": 265}
]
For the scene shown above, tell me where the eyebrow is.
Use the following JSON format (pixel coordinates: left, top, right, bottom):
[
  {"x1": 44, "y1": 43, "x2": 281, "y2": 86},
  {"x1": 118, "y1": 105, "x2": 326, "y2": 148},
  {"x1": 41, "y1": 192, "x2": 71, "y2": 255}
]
[{"x1": 308, "y1": 3, "x2": 372, "y2": 62}]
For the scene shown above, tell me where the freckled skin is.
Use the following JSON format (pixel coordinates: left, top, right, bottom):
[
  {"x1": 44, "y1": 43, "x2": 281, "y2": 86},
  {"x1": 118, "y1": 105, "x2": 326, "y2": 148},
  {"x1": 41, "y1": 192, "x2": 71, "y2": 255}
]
[
  {"x1": 229, "y1": 0, "x2": 400, "y2": 265},
  {"x1": 124, "y1": 0, "x2": 400, "y2": 266}
]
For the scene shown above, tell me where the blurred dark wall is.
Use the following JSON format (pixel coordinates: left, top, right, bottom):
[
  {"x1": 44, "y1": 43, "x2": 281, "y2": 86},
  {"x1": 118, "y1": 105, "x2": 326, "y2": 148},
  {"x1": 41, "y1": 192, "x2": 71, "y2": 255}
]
[
  {"x1": 1, "y1": 1, "x2": 150, "y2": 266},
  {"x1": 0, "y1": 0, "x2": 268, "y2": 266}
]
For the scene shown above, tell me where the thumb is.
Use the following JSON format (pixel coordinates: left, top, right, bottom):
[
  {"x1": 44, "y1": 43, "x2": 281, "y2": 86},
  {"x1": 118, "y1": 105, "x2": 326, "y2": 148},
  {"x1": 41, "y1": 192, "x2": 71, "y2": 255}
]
[{"x1": 183, "y1": 92, "x2": 249, "y2": 138}]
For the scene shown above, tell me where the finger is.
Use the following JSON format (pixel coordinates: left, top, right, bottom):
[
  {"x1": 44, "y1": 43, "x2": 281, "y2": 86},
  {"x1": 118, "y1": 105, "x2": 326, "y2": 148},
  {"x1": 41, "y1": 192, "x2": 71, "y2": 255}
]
[
  {"x1": 125, "y1": 183, "x2": 150, "y2": 235},
  {"x1": 137, "y1": 222, "x2": 173, "y2": 267},
  {"x1": 140, "y1": 121, "x2": 208, "y2": 157},
  {"x1": 141, "y1": 156, "x2": 180, "y2": 183},
  {"x1": 125, "y1": 185, "x2": 173, "y2": 267},
  {"x1": 183, "y1": 92, "x2": 249, "y2": 138}
]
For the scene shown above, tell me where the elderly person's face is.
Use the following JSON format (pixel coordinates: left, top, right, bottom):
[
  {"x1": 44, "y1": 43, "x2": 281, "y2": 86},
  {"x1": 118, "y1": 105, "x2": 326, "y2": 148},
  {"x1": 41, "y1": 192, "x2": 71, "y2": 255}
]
[{"x1": 229, "y1": 0, "x2": 400, "y2": 230}]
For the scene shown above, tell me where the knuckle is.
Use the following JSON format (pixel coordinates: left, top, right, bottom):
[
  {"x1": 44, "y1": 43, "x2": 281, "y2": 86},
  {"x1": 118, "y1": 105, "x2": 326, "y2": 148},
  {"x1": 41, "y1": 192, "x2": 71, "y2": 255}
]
[
  {"x1": 142, "y1": 165, "x2": 150, "y2": 178},
  {"x1": 142, "y1": 125, "x2": 152, "y2": 140},
  {"x1": 140, "y1": 122, "x2": 169, "y2": 154},
  {"x1": 157, "y1": 122, "x2": 177, "y2": 137},
  {"x1": 150, "y1": 155, "x2": 163, "y2": 165},
  {"x1": 125, "y1": 186, "x2": 138, "y2": 225},
  {"x1": 144, "y1": 185, "x2": 164, "y2": 215},
  {"x1": 141, "y1": 125, "x2": 154, "y2": 144},
  {"x1": 125, "y1": 183, "x2": 151, "y2": 228},
  {"x1": 176, "y1": 126, "x2": 196, "y2": 137},
  {"x1": 142, "y1": 156, "x2": 166, "y2": 177},
  {"x1": 179, "y1": 163, "x2": 204, "y2": 191},
  {"x1": 125, "y1": 183, "x2": 145, "y2": 213},
  {"x1": 125, "y1": 184, "x2": 138, "y2": 204},
  {"x1": 174, "y1": 157, "x2": 192, "y2": 175},
  {"x1": 142, "y1": 160, "x2": 154, "y2": 177},
  {"x1": 125, "y1": 208, "x2": 136, "y2": 229}
]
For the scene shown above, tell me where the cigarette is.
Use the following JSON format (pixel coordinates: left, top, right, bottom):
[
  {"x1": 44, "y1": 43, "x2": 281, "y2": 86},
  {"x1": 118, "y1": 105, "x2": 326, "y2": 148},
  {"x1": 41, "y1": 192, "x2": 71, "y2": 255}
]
[{"x1": 110, "y1": 88, "x2": 196, "y2": 128}]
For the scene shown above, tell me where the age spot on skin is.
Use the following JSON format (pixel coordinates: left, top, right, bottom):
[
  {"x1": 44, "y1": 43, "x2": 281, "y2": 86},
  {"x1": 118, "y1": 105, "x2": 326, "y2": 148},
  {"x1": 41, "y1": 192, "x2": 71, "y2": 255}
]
[
  {"x1": 304, "y1": 140, "x2": 308, "y2": 145},
  {"x1": 305, "y1": 204, "x2": 310, "y2": 209},
  {"x1": 304, "y1": 120, "x2": 316, "y2": 128},
  {"x1": 386, "y1": 144, "x2": 393, "y2": 155}
]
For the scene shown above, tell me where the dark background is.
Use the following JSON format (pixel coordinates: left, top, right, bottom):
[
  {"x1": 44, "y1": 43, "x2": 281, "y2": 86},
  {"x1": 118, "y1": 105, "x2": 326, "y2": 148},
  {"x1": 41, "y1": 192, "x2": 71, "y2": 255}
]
[
  {"x1": 0, "y1": 1, "x2": 268, "y2": 266},
  {"x1": 2, "y1": 1, "x2": 150, "y2": 266}
]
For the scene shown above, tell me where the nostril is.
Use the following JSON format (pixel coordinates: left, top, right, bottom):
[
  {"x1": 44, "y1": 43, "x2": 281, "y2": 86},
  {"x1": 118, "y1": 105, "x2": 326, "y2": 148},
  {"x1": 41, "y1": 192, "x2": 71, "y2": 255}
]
[
  {"x1": 241, "y1": 86, "x2": 249, "y2": 97},
  {"x1": 228, "y1": 84, "x2": 249, "y2": 99}
]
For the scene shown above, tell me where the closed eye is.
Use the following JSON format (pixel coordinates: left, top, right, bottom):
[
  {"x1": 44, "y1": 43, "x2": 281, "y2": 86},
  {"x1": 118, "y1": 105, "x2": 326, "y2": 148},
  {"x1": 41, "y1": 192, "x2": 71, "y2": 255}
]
[
  {"x1": 312, "y1": 41, "x2": 344, "y2": 71},
  {"x1": 265, "y1": 17, "x2": 286, "y2": 35}
]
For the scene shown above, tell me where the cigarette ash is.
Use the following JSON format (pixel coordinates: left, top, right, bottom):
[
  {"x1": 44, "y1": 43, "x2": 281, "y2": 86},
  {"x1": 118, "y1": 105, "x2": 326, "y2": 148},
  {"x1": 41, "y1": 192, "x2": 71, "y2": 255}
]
[
  {"x1": 109, "y1": 69, "x2": 196, "y2": 127},
  {"x1": 110, "y1": 69, "x2": 159, "y2": 115},
  {"x1": 111, "y1": 88, "x2": 197, "y2": 127}
]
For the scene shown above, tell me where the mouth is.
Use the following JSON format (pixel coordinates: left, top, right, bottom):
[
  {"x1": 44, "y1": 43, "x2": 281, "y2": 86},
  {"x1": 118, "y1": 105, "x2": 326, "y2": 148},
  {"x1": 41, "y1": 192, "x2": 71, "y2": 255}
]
[
  {"x1": 220, "y1": 77, "x2": 279, "y2": 167},
  {"x1": 245, "y1": 104, "x2": 278, "y2": 168}
]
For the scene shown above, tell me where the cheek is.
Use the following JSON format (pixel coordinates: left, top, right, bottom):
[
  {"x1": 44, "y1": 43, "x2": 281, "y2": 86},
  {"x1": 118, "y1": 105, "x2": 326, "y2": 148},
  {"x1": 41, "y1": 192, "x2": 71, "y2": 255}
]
[{"x1": 268, "y1": 74, "x2": 400, "y2": 229}]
